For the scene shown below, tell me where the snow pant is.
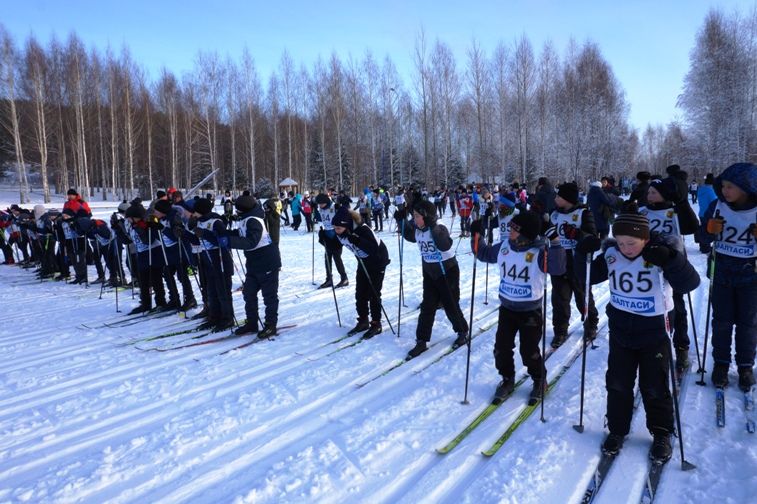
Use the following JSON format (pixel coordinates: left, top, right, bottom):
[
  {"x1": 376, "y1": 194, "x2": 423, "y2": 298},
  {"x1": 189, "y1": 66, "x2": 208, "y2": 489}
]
[
  {"x1": 243, "y1": 268, "x2": 279, "y2": 327},
  {"x1": 323, "y1": 240, "x2": 347, "y2": 283},
  {"x1": 292, "y1": 213, "x2": 302, "y2": 231},
  {"x1": 200, "y1": 248, "x2": 233, "y2": 324},
  {"x1": 0, "y1": 231, "x2": 13, "y2": 263},
  {"x1": 355, "y1": 261, "x2": 385, "y2": 323},
  {"x1": 494, "y1": 306, "x2": 545, "y2": 381},
  {"x1": 89, "y1": 240, "x2": 105, "y2": 279},
  {"x1": 106, "y1": 241, "x2": 124, "y2": 283},
  {"x1": 372, "y1": 210, "x2": 383, "y2": 231},
  {"x1": 550, "y1": 267, "x2": 598, "y2": 339},
  {"x1": 280, "y1": 208, "x2": 290, "y2": 226},
  {"x1": 384, "y1": 203, "x2": 390, "y2": 220},
  {"x1": 161, "y1": 245, "x2": 184, "y2": 306},
  {"x1": 395, "y1": 204, "x2": 406, "y2": 233},
  {"x1": 360, "y1": 210, "x2": 372, "y2": 229},
  {"x1": 435, "y1": 202, "x2": 444, "y2": 217},
  {"x1": 672, "y1": 291, "x2": 690, "y2": 350},
  {"x1": 40, "y1": 235, "x2": 57, "y2": 276},
  {"x1": 304, "y1": 212, "x2": 313, "y2": 232},
  {"x1": 605, "y1": 335, "x2": 674, "y2": 436},
  {"x1": 711, "y1": 281, "x2": 757, "y2": 367},
  {"x1": 136, "y1": 251, "x2": 166, "y2": 309},
  {"x1": 459, "y1": 215, "x2": 471, "y2": 236},
  {"x1": 416, "y1": 266, "x2": 468, "y2": 342},
  {"x1": 67, "y1": 237, "x2": 87, "y2": 281},
  {"x1": 9, "y1": 232, "x2": 29, "y2": 261}
]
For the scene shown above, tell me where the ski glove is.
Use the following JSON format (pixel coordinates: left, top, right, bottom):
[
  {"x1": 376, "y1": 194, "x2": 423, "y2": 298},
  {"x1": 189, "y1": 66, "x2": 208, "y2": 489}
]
[
  {"x1": 393, "y1": 209, "x2": 407, "y2": 221},
  {"x1": 576, "y1": 235, "x2": 602, "y2": 255},
  {"x1": 706, "y1": 217, "x2": 724, "y2": 235},
  {"x1": 544, "y1": 225, "x2": 559, "y2": 242},
  {"x1": 318, "y1": 229, "x2": 327, "y2": 245},
  {"x1": 562, "y1": 223, "x2": 581, "y2": 240},
  {"x1": 641, "y1": 243, "x2": 673, "y2": 268}
]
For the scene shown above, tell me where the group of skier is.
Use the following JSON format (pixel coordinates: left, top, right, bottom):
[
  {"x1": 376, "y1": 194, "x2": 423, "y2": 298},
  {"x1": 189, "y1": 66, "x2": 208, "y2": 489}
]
[{"x1": 2, "y1": 161, "x2": 756, "y2": 469}]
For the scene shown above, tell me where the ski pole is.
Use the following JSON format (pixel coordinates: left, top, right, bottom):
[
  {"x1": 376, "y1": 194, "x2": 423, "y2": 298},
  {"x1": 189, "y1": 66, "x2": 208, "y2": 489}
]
[
  {"x1": 697, "y1": 249, "x2": 716, "y2": 386},
  {"x1": 573, "y1": 251, "x2": 593, "y2": 433},
  {"x1": 484, "y1": 216, "x2": 491, "y2": 305},
  {"x1": 97, "y1": 240, "x2": 106, "y2": 299},
  {"x1": 540, "y1": 246, "x2": 548, "y2": 422},
  {"x1": 113, "y1": 241, "x2": 121, "y2": 313},
  {"x1": 311, "y1": 226, "x2": 316, "y2": 285},
  {"x1": 356, "y1": 256, "x2": 395, "y2": 334},
  {"x1": 662, "y1": 271, "x2": 697, "y2": 471},
  {"x1": 397, "y1": 217, "x2": 406, "y2": 338},
  {"x1": 179, "y1": 239, "x2": 202, "y2": 293},
  {"x1": 674, "y1": 213, "x2": 702, "y2": 373},
  {"x1": 325, "y1": 248, "x2": 342, "y2": 327},
  {"x1": 462, "y1": 232, "x2": 480, "y2": 405}
]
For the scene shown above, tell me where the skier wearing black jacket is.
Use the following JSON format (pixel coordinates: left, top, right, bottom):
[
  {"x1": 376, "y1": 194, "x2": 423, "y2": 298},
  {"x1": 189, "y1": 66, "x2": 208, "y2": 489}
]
[
  {"x1": 583, "y1": 204, "x2": 700, "y2": 464},
  {"x1": 314, "y1": 193, "x2": 349, "y2": 289},
  {"x1": 190, "y1": 198, "x2": 235, "y2": 332},
  {"x1": 332, "y1": 206, "x2": 391, "y2": 339},
  {"x1": 639, "y1": 176, "x2": 700, "y2": 369},
  {"x1": 227, "y1": 195, "x2": 281, "y2": 339},
  {"x1": 549, "y1": 182, "x2": 600, "y2": 348},
  {"x1": 400, "y1": 200, "x2": 469, "y2": 360},
  {"x1": 151, "y1": 199, "x2": 197, "y2": 312},
  {"x1": 123, "y1": 204, "x2": 168, "y2": 314}
]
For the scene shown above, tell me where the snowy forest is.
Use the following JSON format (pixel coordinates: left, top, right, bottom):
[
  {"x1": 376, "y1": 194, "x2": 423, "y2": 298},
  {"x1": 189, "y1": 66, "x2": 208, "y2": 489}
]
[{"x1": 0, "y1": 8, "x2": 756, "y2": 204}]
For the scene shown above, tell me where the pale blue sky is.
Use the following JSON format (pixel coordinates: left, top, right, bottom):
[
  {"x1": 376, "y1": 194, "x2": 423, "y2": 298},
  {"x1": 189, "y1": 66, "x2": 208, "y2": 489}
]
[{"x1": 6, "y1": 0, "x2": 756, "y2": 130}]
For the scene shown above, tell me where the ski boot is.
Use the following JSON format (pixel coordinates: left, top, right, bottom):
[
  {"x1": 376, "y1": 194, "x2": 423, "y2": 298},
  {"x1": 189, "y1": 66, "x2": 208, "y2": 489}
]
[
  {"x1": 712, "y1": 362, "x2": 730, "y2": 388},
  {"x1": 405, "y1": 340, "x2": 428, "y2": 360},
  {"x1": 649, "y1": 431, "x2": 672, "y2": 465},
  {"x1": 361, "y1": 321, "x2": 382, "y2": 340},
  {"x1": 493, "y1": 377, "x2": 514, "y2": 405},
  {"x1": 602, "y1": 433, "x2": 625, "y2": 456},
  {"x1": 347, "y1": 319, "x2": 370, "y2": 336},
  {"x1": 738, "y1": 366, "x2": 756, "y2": 392}
]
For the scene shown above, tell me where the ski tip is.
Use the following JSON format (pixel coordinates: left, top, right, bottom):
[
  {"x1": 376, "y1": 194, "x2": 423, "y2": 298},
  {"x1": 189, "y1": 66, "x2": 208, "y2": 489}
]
[{"x1": 573, "y1": 425, "x2": 585, "y2": 434}]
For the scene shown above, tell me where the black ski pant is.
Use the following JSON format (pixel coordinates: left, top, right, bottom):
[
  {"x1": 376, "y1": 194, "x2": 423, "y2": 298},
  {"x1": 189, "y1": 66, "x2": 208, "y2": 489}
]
[
  {"x1": 292, "y1": 213, "x2": 302, "y2": 231},
  {"x1": 136, "y1": 257, "x2": 167, "y2": 310},
  {"x1": 304, "y1": 213, "x2": 313, "y2": 232},
  {"x1": 550, "y1": 269, "x2": 598, "y2": 338},
  {"x1": 416, "y1": 266, "x2": 468, "y2": 342},
  {"x1": 606, "y1": 335, "x2": 674, "y2": 436},
  {"x1": 360, "y1": 210, "x2": 372, "y2": 229},
  {"x1": 355, "y1": 262, "x2": 385, "y2": 323},
  {"x1": 494, "y1": 306, "x2": 545, "y2": 382},
  {"x1": 323, "y1": 241, "x2": 347, "y2": 282},
  {"x1": 711, "y1": 281, "x2": 757, "y2": 367},
  {"x1": 9, "y1": 232, "x2": 29, "y2": 261},
  {"x1": 90, "y1": 240, "x2": 105, "y2": 279},
  {"x1": 200, "y1": 249, "x2": 233, "y2": 324},
  {"x1": 0, "y1": 232, "x2": 13, "y2": 263},
  {"x1": 243, "y1": 268, "x2": 279, "y2": 327},
  {"x1": 67, "y1": 238, "x2": 87, "y2": 280},
  {"x1": 40, "y1": 236, "x2": 57, "y2": 276},
  {"x1": 372, "y1": 210, "x2": 383, "y2": 231}
]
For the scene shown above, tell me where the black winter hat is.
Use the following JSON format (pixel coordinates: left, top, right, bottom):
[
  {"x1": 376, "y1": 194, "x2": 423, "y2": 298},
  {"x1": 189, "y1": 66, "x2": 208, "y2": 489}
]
[
  {"x1": 557, "y1": 182, "x2": 579, "y2": 205},
  {"x1": 194, "y1": 198, "x2": 213, "y2": 215},
  {"x1": 666, "y1": 164, "x2": 681, "y2": 176},
  {"x1": 613, "y1": 202, "x2": 649, "y2": 240},
  {"x1": 156, "y1": 190, "x2": 167, "y2": 199},
  {"x1": 413, "y1": 200, "x2": 438, "y2": 226},
  {"x1": 649, "y1": 178, "x2": 678, "y2": 202},
  {"x1": 331, "y1": 206, "x2": 355, "y2": 231},
  {"x1": 636, "y1": 171, "x2": 651, "y2": 181},
  {"x1": 235, "y1": 195, "x2": 257, "y2": 212},
  {"x1": 315, "y1": 194, "x2": 331, "y2": 206},
  {"x1": 67, "y1": 188, "x2": 78, "y2": 196},
  {"x1": 704, "y1": 173, "x2": 714, "y2": 185},
  {"x1": 509, "y1": 210, "x2": 541, "y2": 241},
  {"x1": 154, "y1": 199, "x2": 172, "y2": 215},
  {"x1": 125, "y1": 205, "x2": 145, "y2": 220},
  {"x1": 62, "y1": 208, "x2": 76, "y2": 217}
]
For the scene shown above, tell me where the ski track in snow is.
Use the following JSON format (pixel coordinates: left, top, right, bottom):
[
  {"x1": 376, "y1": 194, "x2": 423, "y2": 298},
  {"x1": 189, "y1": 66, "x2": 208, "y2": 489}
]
[{"x1": 1, "y1": 193, "x2": 755, "y2": 503}]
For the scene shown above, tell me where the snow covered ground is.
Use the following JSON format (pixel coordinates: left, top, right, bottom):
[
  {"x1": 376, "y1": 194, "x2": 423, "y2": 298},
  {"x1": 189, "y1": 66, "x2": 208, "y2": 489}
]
[{"x1": 0, "y1": 188, "x2": 755, "y2": 503}]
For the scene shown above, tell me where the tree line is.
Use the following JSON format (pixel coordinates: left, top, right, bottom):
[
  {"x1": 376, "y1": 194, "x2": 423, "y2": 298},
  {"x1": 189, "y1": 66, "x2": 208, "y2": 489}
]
[{"x1": 0, "y1": 7, "x2": 754, "y2": 204}]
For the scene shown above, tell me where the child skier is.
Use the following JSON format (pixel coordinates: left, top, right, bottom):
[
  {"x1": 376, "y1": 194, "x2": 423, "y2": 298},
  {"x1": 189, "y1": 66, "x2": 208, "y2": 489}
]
[
  {"x1": 400, "y1": 200, "x2": 469, "y2": 359},
  {"x1": 549, "y1": 182, "x2": 600, "y2": 347},
  {"x1": 639, "y1": 176, "x2": 700, "y2": 369},
  {"x1": 584, "y1": 204, "x2": 700, "y2": 464},
  {"x1": 227, "y1": 195, "x2": 281, "y2": 339},
  {"x1": 332, "y1": 206, "x2": 391, "y2": 339},
  {"x1": 471, "y1": 210, "x2": 566, "y2": 405},
  {"x1": 700, "y1": 162, "x2": 757, "y2": 391},
  {"x1": 314, "y1": 193, "x2": 349, "y2": 289}
]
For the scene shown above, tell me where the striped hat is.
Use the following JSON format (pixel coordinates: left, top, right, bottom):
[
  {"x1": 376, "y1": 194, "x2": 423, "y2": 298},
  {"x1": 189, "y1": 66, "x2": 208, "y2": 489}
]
[{"x1": 612, "y1": 205, "x2": 649, "y2": 240}]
